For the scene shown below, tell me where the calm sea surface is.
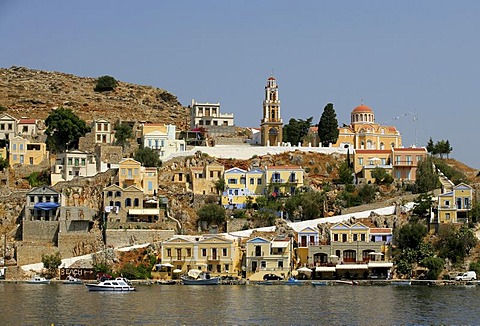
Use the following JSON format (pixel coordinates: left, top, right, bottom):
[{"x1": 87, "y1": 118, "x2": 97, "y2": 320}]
[{"x1": 1, "y1": 282, "x2": 479, "y2": 325}]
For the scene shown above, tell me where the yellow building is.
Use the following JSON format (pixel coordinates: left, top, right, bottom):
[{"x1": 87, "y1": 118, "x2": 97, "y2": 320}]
[
  {"x1": 333, "y1": 103, "x2": 402, "y2": 150},
  {"x1": 156, "y1": 235, "x2": 241, "y2": 279},
  {"x1": 354, "y1": 147, "x2": 427, "y2": 184},
  {"x1": 221, "y1": 167, "x2": 264, "y2": 209},
  {"x1": 264, "y1": 165, "x2": 304, "y2": 196},
  {"x1": 9, "y1": 136, "x2": 48, "y2": 166},
  {"x1": 245, "y1": 236, "x2": 293, "y2": 281},
  {"x1": 190, "y1": 162, "x2": 224, "y2": 195},
  {"x1": 142, "y1": 167, "x2": 158, "y2": 196},
  {"x1": 435, "y1": 183, "x2": 473, "y2": 225},
  {"x1": 118, "y1": 158, "x2": 142, "y2": 188}
]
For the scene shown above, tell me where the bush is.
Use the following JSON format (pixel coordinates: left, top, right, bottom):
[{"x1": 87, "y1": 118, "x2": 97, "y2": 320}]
[
  {"x1": 94, "y1": 75, "x2": 117, "y2": 92},
  {"x1": 421, "y1": 257, "x2": 444, "y2": 280},
  {"x1": 42, "y1": 252, "x2": 62, "y2": 276}
]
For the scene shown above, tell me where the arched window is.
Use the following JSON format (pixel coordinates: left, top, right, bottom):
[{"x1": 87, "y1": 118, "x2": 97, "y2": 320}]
[
  {"x1": 367, "y1": 140, "x2": 373, "y2": 149},
  {"x1": 125, "y1": 198, "x2": 132, "y2": 207},
  {"x1": 115, "y1": 201, "x2": 121, "y2": 208},
  {"x1": 134, "y1": 198, "x2": 140, "y2": 207},
  {"x1": 391, "y1": 142, "x2": 395, "y2": 148},
  {"x1": 380, "y1": 142, "x2": 385, "y2": 150}
]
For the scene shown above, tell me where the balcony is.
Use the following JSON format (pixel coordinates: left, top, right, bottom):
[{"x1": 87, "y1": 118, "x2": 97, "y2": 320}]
[{"x1": 393, "y1": 160, "x2": 414, "y2": 167}]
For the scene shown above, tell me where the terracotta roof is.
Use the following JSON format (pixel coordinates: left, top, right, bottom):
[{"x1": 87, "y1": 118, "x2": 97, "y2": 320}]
[
  {"x1": 393, "y1": 147, "x2": 427, "y2": 152},
  {"x1": 370, "y1": 228, "x2": 393, "y2": 234},
  {"x1": 387, "y1": 126, "x2": 397, "y2": 131},
  {"x1": 354, "y1": 150, "x2": 390, "y2": 154},
  {"x1": 352, "y1": 104, "x2": 373, "y2": 113},
  {"x1": 18, "y1": 119, "x2": 36, "y2": 124}
]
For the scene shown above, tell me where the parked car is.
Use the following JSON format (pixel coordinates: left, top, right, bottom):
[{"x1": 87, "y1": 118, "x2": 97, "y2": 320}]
[
  {"x1": 455, "y1": 271, "x2": 477, "y2": 281},
  {"x1": 263, "y1": 274, "x2": 283, "y2": 281}
]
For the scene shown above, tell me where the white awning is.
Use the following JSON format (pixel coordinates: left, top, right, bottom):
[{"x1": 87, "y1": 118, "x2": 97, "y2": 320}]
[
  {"x1": 315, "y1": 266, "x2": 336, "y2": 272},
  {"x1": 271, "y1": 241, "x2": 289, "y2": 248},
  {"x1": 336, "y1": 264, "x2": 368, "y2": 270},
  {"x1": 368, "y1": 262, "x2": 393, "y2": 268},
  {"x1": 128, "y1": 208, "x2": 159, "y2": 215}
]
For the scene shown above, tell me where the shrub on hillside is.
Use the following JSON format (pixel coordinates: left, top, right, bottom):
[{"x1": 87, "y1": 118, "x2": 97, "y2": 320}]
[{"x1": 94, "y1": 75, "x2": 117, "y2": 92}]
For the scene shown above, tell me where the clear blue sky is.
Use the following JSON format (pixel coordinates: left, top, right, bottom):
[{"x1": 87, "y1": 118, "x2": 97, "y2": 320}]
[{"x1": 1, "y1": 1, "x2": 479, "y2": 168}]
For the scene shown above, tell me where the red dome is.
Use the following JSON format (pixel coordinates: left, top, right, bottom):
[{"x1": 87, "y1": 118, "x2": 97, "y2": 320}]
[
  {"x1": 352, "y1": 104, "x2": 373, "y2": 113},
  {"x1": 268, "y1": 76, "x2": 276, "y2": 80}
]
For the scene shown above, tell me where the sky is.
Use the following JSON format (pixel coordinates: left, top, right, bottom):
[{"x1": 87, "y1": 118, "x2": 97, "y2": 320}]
[{"x1": 1, "y1": 1, "x2": 479, "y2": 168}]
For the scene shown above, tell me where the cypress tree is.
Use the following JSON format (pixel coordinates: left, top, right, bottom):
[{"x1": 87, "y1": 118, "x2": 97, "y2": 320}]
[{"x1": 318, "y1": 103, "x2": 339, "y2": 147}]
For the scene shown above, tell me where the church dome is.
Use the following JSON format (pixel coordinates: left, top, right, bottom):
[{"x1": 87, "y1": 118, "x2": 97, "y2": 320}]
[{"x1": 352, "y1": 104, "x2": 373, "y2": 114}]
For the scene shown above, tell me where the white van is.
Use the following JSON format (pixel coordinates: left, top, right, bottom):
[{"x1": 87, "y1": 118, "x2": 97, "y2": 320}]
[{"x1": 455, "y1": 271, "x2": 477, "y2": 281}]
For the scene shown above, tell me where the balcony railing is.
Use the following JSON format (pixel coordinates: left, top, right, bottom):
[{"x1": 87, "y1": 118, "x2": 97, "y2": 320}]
[{"x1": 393, "y1": 160, "x2": 414, "y2": 166}]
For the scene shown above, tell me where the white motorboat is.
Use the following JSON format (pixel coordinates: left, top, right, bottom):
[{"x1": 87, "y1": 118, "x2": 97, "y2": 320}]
[
  {"x1": 85, "y1": 278, "x2": 135, "y2": 291},
  {"x1": 27, "y1": 275, "x2": 50, "y2": 284},
  {"x1": 63, "y1": 275, "x2": 83, "y2": 284}
]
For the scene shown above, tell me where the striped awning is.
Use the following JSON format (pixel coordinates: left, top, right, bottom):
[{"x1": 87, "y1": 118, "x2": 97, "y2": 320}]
[{"x1": 315, "y1": 266, "x2": 336, "y2": 272}]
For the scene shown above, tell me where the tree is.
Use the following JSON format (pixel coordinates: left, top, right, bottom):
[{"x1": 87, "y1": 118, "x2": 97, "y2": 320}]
[
  {"x1": 114, "y1": 123, "x2": 133, "y2": 149},
  {"x1": 214, "y1": 177, "x2": 225, "y2": 194},
  {"x1": 0, "y1": 157, "x2": 8, "y2": 171},
  {"x1": 421, "y1": 256, "x2": 444, "y2": 280},
  {"x1": 393, "y1": 221, "x2": 427, "y2": 250},
  {"x1": 444, "y1": 140, "x2": 452, "y2": 158},
  {"x1": 134, "y1": 147, "x2": 161, "y2": 167},
  {"x1": 426, "y1": 137, "x2": 435, "y2": 154},
  {"x1": 414, "y1": 156, "x2": 438, "y2": 193},
  {"x1": 197, "y1": 204, "x2": 226, "y2": 227},
  {"x1": 94, "y1": 75, "x2": 117, "y2": 92},
  {"x1": 370, "y1": 167, "x2": 393, "y2": 185},
  {"x1": 284, "y1": 190, "x2": 325, "y2": 221},
  {"x1": 45, "y1": 107, "x2": 90, "y2": 152},
  {"x1": 42, "y1": 252, "x2": 62, "y2": 276},
  {"x1": 318, "y1": 103, "x2": 339, "y2": 147},
  {"x1": 412, "y1": 193, "x2": 434, "y2": 222},
  {"x1": 282, "y1": 117, "x2": 313, "y2": 145},
  {"x1": 436, "y1": 225, "x2": 477, "y2": 264},
  {"x1": 337, "y1": 160, "x2": 353, "y2": 185}
]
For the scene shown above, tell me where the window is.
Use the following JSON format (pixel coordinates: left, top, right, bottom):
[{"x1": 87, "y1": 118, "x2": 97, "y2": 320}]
[
  {"x1": 361, "y1": 234, "x2": 366, "y2": 241},
  {"x1": 115, "y1": 201, "x2": 121, "y2": 208},
  {"x1": 333, "y1": 234, "x2": 339, "y2": 241},
  {"x1": 12, "y1": 144, "x2": 16, "y2": 150},
  {"x1": 134, "y1": 198, "x2": 139, "y2": 207},
  {"x1": 278, "y1": 260, "x2": 284, "y2": 269},
  {"x1": 224, "y1": 264, "x2": 229, "y2": 272},
  {"x1": 381, "y1": 158, "x2": 386, "y2": 165},
  {"x1": 68, "y1": 158, "x2": 73, "y2": 166},
  {"x1": 74, "y1": 158, "x2": 80, "y2": 166},
  {"x1": 148, "y1": 181, "x2": 153, "y2": 191},
  {"x1": 228, "y1": 178, "x2": 237, "y2": 184},
  {"x1": 121, "y1": 168, "x2": 126, "y2": 176},
  {"x1": 166, "y1": 249, "x2": 171, "y2": 257},
  {"x1": 417, "y1": 155, "x2": 422, "y2": 162},
  {"x1": 250, "y1": 178, "x2": 255, "y2": 185},
  {"x1": 240, "y1": 177, "x2": 246, "y2": 185},
  {"x1": 395, "y1": 156, "x2": 401, "y2": 164},
  {"x1": 358, "y1": 157, "x2": 363, "y2": 165},
  {"x1": 202, "y1": 248, "x2": 207, "y2": 257},
  {"x1": 342, "y1": 234, "x2": 347, "y2": 242},
  {"x1": 186, "y1": 248, "x2": 191, "y2": 257},
  {"x1": 353, "y1": 234, "x2": 358, "y2": 241},
  {"x1": 222, "y1": 248, "x2": 228, "y2": 257},
  {"x1": 128, "y1": 169, "x2": 132, "y2": 178},
  {"x1": 115, "y1": 191, "x2": 121, "y2": 197},
  {"x1": 257, "y1": 178, "x2": 262, "y2": 185},
  {"x1": 445, "y1": 200, "x2": 450, "y2": 207},
  {"x1": 445, "y1": 213, "x2": 450, "y2": 220},
  {"x1": 406, "y1": 155, "x2": 412, "y2": 165},
  {"x1": 125, "y1": 198, "x2": 132, "y2": 207},
  {"x1": 260, "y1": 261, "x2": 266, "y2": 268},
  {"x1": 107, "y1": 191, "x2": 113, "y2": 197},
  {"x1": 81, "y1": 158, "x2": 86, "y2": 166},
  {"x1": 19, "y1": 144, "x2": 24, "y2": 151}
]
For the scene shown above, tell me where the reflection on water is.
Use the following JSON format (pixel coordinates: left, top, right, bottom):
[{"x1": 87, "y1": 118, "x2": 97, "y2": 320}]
[{"x1": 0, "y1": 283, "x2": 478, "y2": 325}]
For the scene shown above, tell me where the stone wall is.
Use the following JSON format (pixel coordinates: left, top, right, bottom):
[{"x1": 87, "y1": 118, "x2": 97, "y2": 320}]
[
  {"x1": 22, "y1": 220, "x2": 58, "y2": 243},
  {"x1": 105, "y1": 229, "x2": 175, "y2": 248},
  {"x1": 16, "y1": 241, "x2": 58, "y2": 266},
  {"x1": 58, "y1": 231, "x2": 103, "y2": 258}
]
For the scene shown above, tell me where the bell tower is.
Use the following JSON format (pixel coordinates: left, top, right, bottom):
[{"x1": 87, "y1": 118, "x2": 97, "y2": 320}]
[{"x1": 260, "y1": 76, "x2": 283, "y2": 146}]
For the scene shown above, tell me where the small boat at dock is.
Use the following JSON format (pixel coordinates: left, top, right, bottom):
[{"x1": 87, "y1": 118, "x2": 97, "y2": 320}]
[
  {"x1": 391, "y1": 280, "x2": 412, "y2": 286},
  {"x1": 27, "y1": 275, "x2": 50, "y2": 284},
  {"x1": 85, "y1": 279, "x2": 135, "y2": 291},
  {"x1": 63, "y1": 275, "x2": 83, "y2": 284}
]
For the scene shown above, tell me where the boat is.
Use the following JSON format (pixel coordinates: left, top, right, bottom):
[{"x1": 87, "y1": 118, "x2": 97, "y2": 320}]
[
  {"x1": 63, "y1": 275, "x2": 83, "y2": 284},
  {"x1": 284, "y1": 278, "x2": 302, "y2": 285},
  {"x1": 85, "y1": 279, "x2": 135, "y2": 291},
  {"x1": 391, "y1": 280, "x2": 412, "y2": 286},
  {"x1": 335, "y1": 280, "x2": 358, "y2": 285},
  {"x1": 27, "y1": 275, "x2": 50, "y2": 284},
  {"x1": 311, "y1": 281, "x2": 328, "y2": 286},
  {"x1": 256, "y1": 281, "x2": 274, "y2": 285},
  {"x1": 181, "y1": 270, "x2": 219, "y2": 285}
]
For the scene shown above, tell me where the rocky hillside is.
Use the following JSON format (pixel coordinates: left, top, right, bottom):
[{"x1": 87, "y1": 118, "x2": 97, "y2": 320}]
[{"x1": 0, "y1": 66, "x2": 189, "y2": 128}]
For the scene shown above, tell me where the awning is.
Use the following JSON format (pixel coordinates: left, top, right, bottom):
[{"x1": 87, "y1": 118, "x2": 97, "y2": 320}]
[
  {"x1": 155, "y1": 263, "x2": 174, "y2": 268},
  {"x1": 173, "y1": 269, "x2": 182, "y2": 273},
  {"x1": 315, "y1": 266, "x2": 336, "y2": 272},
  {"x1": 33, "y1": 202, "x2": 60, "y2": 211},
  {"x1": 368, "y1": 262, "x2": 393, "y2": 268},
  {"x1": 271, "y1": 241, "x2": 289, "y2": 248},
  {"x1": 336, "y1": 264, "x2": 368, "y2": 270},
  {"x1": 128, "y1": 208, "x2": 159, "y2": 215}
]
